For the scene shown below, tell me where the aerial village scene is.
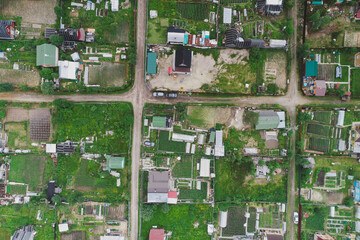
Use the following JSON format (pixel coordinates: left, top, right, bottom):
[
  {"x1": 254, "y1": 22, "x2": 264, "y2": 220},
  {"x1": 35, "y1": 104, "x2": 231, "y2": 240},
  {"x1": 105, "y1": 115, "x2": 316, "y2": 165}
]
[{"x1": 0, "y1": 0, "x2": 360, "y2": 240}]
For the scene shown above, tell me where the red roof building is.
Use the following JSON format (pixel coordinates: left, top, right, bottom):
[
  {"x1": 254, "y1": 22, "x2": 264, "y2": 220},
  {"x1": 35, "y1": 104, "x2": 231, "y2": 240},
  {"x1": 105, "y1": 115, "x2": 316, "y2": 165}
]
[
  {"x1": 356, "y1": 9, "x2": 360, "y2": 20},
  {"x1": 149, "y1": 229, "x2": 165, "y2": 240},
  {"x1": 167, "y1": 191, "x2": 178, "y2": 204}
]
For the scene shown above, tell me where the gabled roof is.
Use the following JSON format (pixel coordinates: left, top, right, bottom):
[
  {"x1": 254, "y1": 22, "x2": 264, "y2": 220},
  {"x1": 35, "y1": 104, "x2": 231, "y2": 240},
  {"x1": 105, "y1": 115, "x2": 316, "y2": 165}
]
[
  {"x1": 36, "y1": 44, "x2": 58, "y2": 67},
  {"x1": 314, "y1": 80, "x2": 326, "y2": 97},
  {"x1": 105, "y1": 155, "x2": 125, "y2": 169},
  {"x1": 305, "y1": 61, "x2": 318, "y2": 77},
  {"x1": 175, "y1": 48, "x2": 192, "y2": 69},
  {"x1": 0, "y1": 20, "x2": 14, "y2": 40},
  {"x1": 256, "y1": 111, "x2": 280, "y2": 130},
  {"x1": 149, "y1": 229, "x2": 165, "y2": 240}
]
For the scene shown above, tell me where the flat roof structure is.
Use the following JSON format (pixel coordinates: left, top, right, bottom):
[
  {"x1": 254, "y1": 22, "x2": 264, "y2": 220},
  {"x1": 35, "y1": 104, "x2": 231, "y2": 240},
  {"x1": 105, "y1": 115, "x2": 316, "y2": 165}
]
[{"x1": 200, "y1": 158, "x2": 211, "y2": 177}]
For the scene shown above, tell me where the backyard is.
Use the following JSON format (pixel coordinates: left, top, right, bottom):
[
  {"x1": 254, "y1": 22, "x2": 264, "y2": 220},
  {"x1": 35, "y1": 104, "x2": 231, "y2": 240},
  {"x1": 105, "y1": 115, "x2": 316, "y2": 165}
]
[{"x1": 88, "y1": 63, "x2": 127, "y2": 87}]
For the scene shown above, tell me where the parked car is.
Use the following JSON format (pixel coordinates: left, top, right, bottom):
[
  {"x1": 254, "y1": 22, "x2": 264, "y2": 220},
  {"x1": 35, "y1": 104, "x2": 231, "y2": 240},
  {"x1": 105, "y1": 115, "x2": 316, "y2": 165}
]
[
  {"x1": 153, "y1": 92, "x2": 164, "y2": 97},
  {"x1": 144, "y1": 141, "x2": 155, "y2": 147},
  {"x1": 166, "y1": 93, "x2": 178, "y2": 98},
  {"x1": 293, "y1": 212, "x2": 299, "y2": 224}
]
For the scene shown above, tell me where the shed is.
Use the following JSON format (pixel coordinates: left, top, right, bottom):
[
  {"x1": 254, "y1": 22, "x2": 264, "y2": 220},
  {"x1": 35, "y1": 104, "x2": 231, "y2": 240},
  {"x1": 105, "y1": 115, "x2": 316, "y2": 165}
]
[
  {"x1": 200, "y1": 158, "x2": 211, "y2": 177},
  {"x1": 219, "y1": 211, "x2": 228, "y2": 228},
  {"x1": 58, "y1": 60, "x2": 80, "y2": 80},
  {"x1": 329, "y1": 206, "x2": 335, "y2": 217},
  {"x1": 147, "y1": 52, "x2": 157, "y2": 74},
  {"x1": 110, "y1": 0, "x2": 119, "y2": 11},
  {"x1": 197, "y1": 134, "x2": 205, "y2": 145},
  {"x1": 305, "y1": 61, "x2": 318, "y2": 77},
  {"x1": 58, "y1": 223, "x2": 69, "y2": 233},
  {"x1": 71, "y1": 52, "x2": 80, "y2": 61},
  {"x1": 223, "y1": 7, "x2": 232, "y2": 24},
  {"x1": 336, "y1": 66, "x2": 342, "y2": 78},
  {"x1": 354, "y1": 181, "x2": 360, "y2": 202},
  {"x1": 46, "y1": 144, "x2": 57, "y2": 153},
  {"x1": 337, "y1": 110, "x2": 345, "y2": 127},
  {"x1": 167, "y1": 191, "x2": 178, "y2": 204},
  {"x1": 303, "y1": 157, "x2": 315, "y2": 169},
  {"x1": 167, "y1": 27, "x2": 185, "y2": 44},
  {"x1": 269, "y1": 39, "x2": 287, "y2": 48},
  {"x1": 36, "y1": 44, "x2": 59, "y2": 67},
  {"x1": 149, "y1": 229, "x2": 165, "y2": 240},
  {"x1": 105, "y1": 155, "x2": 125, "y2": 169}
]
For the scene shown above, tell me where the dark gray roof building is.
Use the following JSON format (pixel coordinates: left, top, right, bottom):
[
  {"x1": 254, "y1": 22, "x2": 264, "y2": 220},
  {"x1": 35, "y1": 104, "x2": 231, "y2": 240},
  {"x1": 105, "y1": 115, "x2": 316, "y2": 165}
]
[
  {"x1": 11, "y1": 225, "x2": 36, "y2": 240},
  {"x1": 225, "y1": 28, "x2": 265, "y2": 48},
  {"x1": 147, "y1": 171, "x2": 169, "y2": 203}
]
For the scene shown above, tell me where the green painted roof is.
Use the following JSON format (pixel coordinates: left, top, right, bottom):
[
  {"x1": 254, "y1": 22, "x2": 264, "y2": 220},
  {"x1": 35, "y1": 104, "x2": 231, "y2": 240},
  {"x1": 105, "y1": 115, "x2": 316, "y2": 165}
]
[
  {"x1": 305, "y1": 61, "x2": 318, "y2": 77},
  {"x1": 152, "y1": 116, "x2": 166, "y2": 128},
  {"x1": 147, "y1": 52, "x2": 157, "y2": 74},
  {"x1": 36, "y1": 44, "x2": 58, "y2": 66},
  {"x1": 209, "y1": 131, "x2": 215, "y2": 143},
  {"x1": 255, "y1": 111, "x2": 280, "y2": 130},
  {"x1": 312, "y1": 0, "x2": 323, "y2": 4},
  {"x1": 105, "y1": 155, "x2": 125, "y2": 169}
]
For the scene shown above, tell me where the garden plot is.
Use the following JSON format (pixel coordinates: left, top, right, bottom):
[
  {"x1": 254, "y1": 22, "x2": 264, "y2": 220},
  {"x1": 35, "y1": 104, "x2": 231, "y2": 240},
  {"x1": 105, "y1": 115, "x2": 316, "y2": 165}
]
[
  {"x1": 313, "y1": 111, "x2": 332, "y2": 124},
  {"x1": 29, "y1": 109, "x2": 51, "y2": 142},
  {"x1": 60, "y1": 231, "x2": 87, "y2": 240},
  {"x1": 158, "y1": 130, "x2": 186, "y2": 153},
  {"x1": 187, "y1": 106, "x2": 234, "y2": 129},
  {"x1": 0, "y1": 0, "x2": 57, "y2": 25},
  {"x1": 258, "y1": 205, "x2": 283, "y2": 229},
  {"x1": 0, "y1": 69, "x2": 39, "y2": 87},
  {"x1": 5, "y1": 122, "x2": 28, "y2": 148},
  {"x1": 222, "y1": 206, "x2": 257, "y2": 236},
  {"x1": 264, "y1": 52, "x2": 287, "y2": 89},
  {"x1": 88, "y1": 63, "x2": 127, "y2": 87},
  {"x1": 327, "y1": 218, "x2": 354, "y2": 235},
  {"x1": 307, "y1": 123, "x2": 330, "y2": 137},
  {"x1": 308, "y1": 137, "x2": 330, "y2": 152},
  {"x1": 344, "y1": 31, "x2": 360, "y2": 47},
  {"x1": 317, "y1": 64, "x2": 335, "y2": 82},
  {"x1": 5, "y1": 108, "x2": 29, "y2": 122}
]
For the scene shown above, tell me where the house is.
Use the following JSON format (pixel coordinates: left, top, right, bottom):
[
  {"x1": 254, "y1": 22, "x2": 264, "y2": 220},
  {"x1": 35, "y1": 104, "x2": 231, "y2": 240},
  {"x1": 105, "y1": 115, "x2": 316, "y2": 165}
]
[
  {"x1": 355, "y1": 52, "x2": 360, "y2": 67},
  {"x1": 147, "y1": 171, "x2": 169, "y2": 203},
  {"x1": 45, "y1": 28, "x2": 58, "y2": 39},
  {"x1": 59, "y1": 28, "x2": 85, "y2": 42},
  {"x1": 225, "y1": 28, "x2": 265, "y2": 48},
  {"x1": 56, "y1": 141, "x2": 75, "y2": 154},
  {"x1": 152, "y1": 116, "x2": 171, "y2": 128},
  {"x1": 36, "y1": 44, "x2": 59, "y2": 67},
  {"x1": 257, "y1": 0, "x2": 283, "y2": 15},
  {"x1": 255, "y1": 111, "x2": 285, "y2": 130},
  {"x1": 305, "y1": 61, "x2": 318, "y2": 77},
  {"x1": 58, "y1": 60, "x2": 80, "y2": 80},
  {"x1": 314, "y1": 233, "x2": 335, "y2": 240},
  {"x1": 105, "y1": 155, "x2": 125, "y2": 170},
  {"x1": 46, "y1": 180, "x2": 62, "y2": 202},
  {"x1": 172, "y1": 133, "x2": 196, "y2": 143},
  {"x1": 110, "y1": 0, "x2": 119, "y2": 11},
  {"x1": 223, "y1": 7, "x2": 232, "y2": 24},
  {"x1": 46, "y1": 144, "x2": 57, "y2": 154},
  {"x1": 71, "y1": 52, "x2": 80, "y2": 62},
  {"x1": 147, "y1": 52, "x2": 157, "y2": 74},
  {"x1": 214, "y1": 130, "x2": 225, "y2": 157},
  {"x1": 336, "y1": 66, "x2": 342, "y2": 78},
  {"x1": 11, "y1": 225, "x2": 36, "y2": 240},
  {"x1": 200, "y1": 158, "x2": 211, "y2": 177},
  {"x1": 58, "y1": 223, "x2": 69, "y2": 233},
  {"x1": 173, "y1": 48, "x2": 192, "y2": 75},
  {"x1": 0, "y1": 20, "x2": 16, "y2": 40},
  {"x1": 149, "y1": 229, "x2": 165, "y2": 240},
  {"x1": 314, "y1": 80, "x2": 327, "y2": 97},
  {"x1": 167, "y1": 27, "x2": 185, "y2": 45},
  {"x1": 167, "y1": 191, "x2": 178, "y2": 204}
]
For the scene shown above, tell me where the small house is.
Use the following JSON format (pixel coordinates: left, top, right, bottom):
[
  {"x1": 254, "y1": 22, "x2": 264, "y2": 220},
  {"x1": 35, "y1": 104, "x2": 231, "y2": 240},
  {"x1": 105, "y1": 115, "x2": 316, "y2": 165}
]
[
  {"x1": 173, "y1": 48, "x2": 192, "y2": 75},
  {"x1": 256, "y1": 165, "x2": 270, "y2": 178},
  {"x1": 167, "y1": 191, "x2": 178, "y2": 204},
  {"x1": 0, "y1": 20, "x2": 15, "y2": 40},
  {"x1": 303, "y1": 157, "x2": 315, "y2": 169},
  {"x1": 147, "y1": 171, "x2": 169, "y2": 203},
  {"x1": 257, "y1": 0, "x2": 283, "y2": 15},
  {"x1": 167, "y1": 27, "x2": 185, "y2": 45},
  {"x1": 105, "y1": 155, "x2": 125, "y2": 170},
  {"x1": 335, "y1": 66, "x2": 342, "y2": 78},
  {"x1": 58, "y1": 60, "x2": 80, "y2": 80},
  {"x1": 314, "y1": 80, "x2": 327, "y2": 97},
  {"x1": 256, "y1": 111, "x2": 285, "y2": 130},
  {"x1": 225, "y1": 28, "x2": 265, "y2": 48},
  {"x1": 149, "y1": 229, "x2": 165, "y2": 240},
  {"x1": 305, "y1": 61, "x2": 318, "y2": 77},
  {"x1": 214, "y1": 130, "x2": 225, "y2": 157},
  {"x1": 58, "y1": 223, "x2": 69, "y2": 233},
  {"x1": 11, "y1": 225, "x2": 36, "y2": 240},
  {"x1": 36, "y1": 44, "x2": 59, "y2": 67}
]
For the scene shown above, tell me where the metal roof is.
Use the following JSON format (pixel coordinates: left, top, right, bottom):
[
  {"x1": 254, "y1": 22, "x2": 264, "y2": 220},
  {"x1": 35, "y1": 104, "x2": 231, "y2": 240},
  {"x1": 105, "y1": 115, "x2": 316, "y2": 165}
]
[
  {"x1": 36, "y1": 44, "x2": 58, "y2": 67},
  {"x1": 105, "y1": 155, "x2": 125, "y2": 169},
  {"x1": 200, "y1": 158, "x2": 210, "y2": 177},
  {"x1": 147, "y1": 52, "x2": 157, "y2": 74},
  {"x1": 223, "y1": 7, "x2": 232, "y2": 24},
  {"x1": 305, "y1": 61, "x2": 318, "y2": 77},
  {"x1": 256, "y1": 111, "x2": 280, "y2": 130}
]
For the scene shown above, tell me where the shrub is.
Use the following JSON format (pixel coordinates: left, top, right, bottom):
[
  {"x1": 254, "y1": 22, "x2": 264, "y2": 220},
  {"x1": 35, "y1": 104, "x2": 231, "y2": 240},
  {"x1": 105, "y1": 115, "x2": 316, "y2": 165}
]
[{"x1": 0, "y1": 82, "x2": 14, "y2": 92}]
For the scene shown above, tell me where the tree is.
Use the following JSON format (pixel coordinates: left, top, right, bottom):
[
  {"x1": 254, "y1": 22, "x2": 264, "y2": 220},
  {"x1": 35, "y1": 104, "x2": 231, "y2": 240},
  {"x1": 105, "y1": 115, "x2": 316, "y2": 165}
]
[
  {"x1": 0, "y1": 109, "x2": 5, "y2": 119},
  {"x1": 52, "y1": 195, "x2": 62, "y2": 204},
  {"x1": 41, "y1": 82, "x2": 55, "y2": 95},
  {"x1": 298, "y1": 112, "x2": 312, "y2": 122},
  {"x1": 175, "y1": 102, "x2": 187, "y2": 121},
  {"x1": 33, "y1": 38, "x2": 47, "y2": 47},
  {"x1": 68, "y1": 191, "x2": 84, "y2": 204},
  {"x1": 0, "y1": 82, "x2": 14, "y2": 92},
  {"x1": 50, "y1": 35, "x2": 64, "y2": 47},
  {"x1": 267, "y1": 83, "x2": 278, "y2": 95},
  {"x1": 142, "y1": 204, "x2": 154, "y2": 221},
  {"x1": 343, "y1": 196, "x2": 354, "y2": 207},
  {"x1": 40, "y1": 68, "x2": 54, "y2": 80},
  {"x1": 19, "y1": 84, "x2": 30, "y2": 91},
  {"x1": 336, "y1": 87, "x2": 346, "y2": 98},
  {"x1": 53, "y1": 99, "x2": 73, "y2": 109},
  {"x1": 243, "y1": 111, "x2": 259, "y2": 127},
  {"x1": 127, "y1": 42, "x2": 137, "y2": 66}
]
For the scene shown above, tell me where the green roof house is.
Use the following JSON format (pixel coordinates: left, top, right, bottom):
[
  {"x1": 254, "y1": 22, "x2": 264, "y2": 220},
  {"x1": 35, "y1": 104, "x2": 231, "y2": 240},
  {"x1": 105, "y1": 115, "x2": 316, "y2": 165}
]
[
  {"x1": 36, "y1": 44, "x2": 58, "y2": 67},
  {"x1": 255, "y1": 111, "x2": 280, "y2": 130},
  {"x1": 152, "y1": 116, "x2": 167, "y2": 128},
  {"x1": 147, "y1": 52, "x2": 157, "y2": 74},
  {"x1": 209, "y1": 131, "x2": 215, "y2": 143},
  {"x1": 105, "y1": 155, "x2": 125, "y2": 169},
  {"x1": 305, "y1": 61, "x2": 318, "y2": 77}
]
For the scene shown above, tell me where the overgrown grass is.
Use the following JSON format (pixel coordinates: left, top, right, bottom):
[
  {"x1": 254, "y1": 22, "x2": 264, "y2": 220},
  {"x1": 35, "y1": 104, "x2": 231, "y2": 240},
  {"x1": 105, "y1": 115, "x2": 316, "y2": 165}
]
[
  {"x1": 309, "y1": 137, "x2": 330, "y2": 152},
  {"x1": 313, "y1": 111, "x2": 332, "y2": 124},
  {"x1": 172, "y1": 155, "x2": 192, "y2": 178},
  {"x1": 351, "y1": 69, "x2": 360, "y2": 97},
  {"x1": 158, "y1": 131, "x2": 186, "y2": 153},
  {"x1": 178, "y1": 182, "x2": 207, "y2": 200}
]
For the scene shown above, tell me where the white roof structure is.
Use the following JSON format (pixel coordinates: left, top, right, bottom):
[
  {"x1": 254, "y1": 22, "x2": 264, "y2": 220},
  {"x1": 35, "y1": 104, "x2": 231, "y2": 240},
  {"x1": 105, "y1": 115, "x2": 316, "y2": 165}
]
[
  {"x1": 219, "y1": 211, "x2": 228, "y2": 228},
  {"x1": 276, "y1": 112, "x2": 286, "y2": 128},
  {"x1": 84, "y1": 66, "x2": 89, "y2": 85},
  {"x1": 71, "y1": 2, "x2": 83, "y2": 7},
  {"x1": 58, "y1": 60, "x2": 80, "y2": 80},
  {"x1": 214, "y1": 130, "x2": 225, "y2": 157},
  {"x1": 269, "y1": 39, "x2": 287, "y2": 48},
  {"x1": 46, "y1": 144, "x2": 56, "y2": 153},
  {"x1": 355, "y1": 207, "x2": 360, "y2": 219},
  {"x1": 147, "y1": 193, "x2": 168, "y2": 203},
  {"x1": 149, "y1": 10, "x2": 158, "y2": 19},
  {"x1": 167, "y1": 191, "x2": 178, "y2": 204},
  {"x1": 200, "y1": 158, "x2": 211, "y2": 177},
  {"x1": 111, "y1": 0, "x2": 119, "y2": 11},
  {"x1": 191, "y1": 144, "x2": 196, "y2": 154},
  {"x1": 339, "y1": 140, "x2": 346, "y2": 151},
  {"x1": 244, "y1": 148, "x2": 258, "y2": 155},
  {"x1": 337, "y1": 110, "x2": 345, "y2": 127},
  {"x1": 325, "y1": 172, "x2": 337, "y2": 178},
  {"x1": 207, "y1": 224, "x2": 214, "y2": 235},
  {"x1": 172, "y1": 133, "x2": 195, "y2": 143},
  {"x1": 100, "y1": 236, "x2": 125, "y2": 240},
  {"x1": 356, "y1": 221, "x2": 360, "y2": 233},
  {"x1": 71, "y1": 52, "x2": 80, "y2": 61},
  {"x1": 167, "y1": 32, "x2": 185, "y2": 44},
  {"x1": 329, "y1": 206, "x2": 335, "y2": 217},
  {"x1": 205, "y1": 147, "x2": 212, "y2": 155},
  {"x1": 266, "y1": 0, "x2": 283, "y2": 5},
  {"x1": 198, "y1": 134, "x2": 205, "y2": 145},
  {"x1": 186, "y1": 142, "x2": 191, "y2": 153},
  {"x1": 223, "y1": 7, "x2": 232, "y2": 24},
  {"x1": 58, "y1": 223, "x2": 69, "y2": 233}
]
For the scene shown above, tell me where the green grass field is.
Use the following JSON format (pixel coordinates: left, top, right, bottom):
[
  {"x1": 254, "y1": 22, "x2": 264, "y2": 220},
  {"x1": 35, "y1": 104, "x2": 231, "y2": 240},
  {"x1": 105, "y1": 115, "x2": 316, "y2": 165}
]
[
  {"x1": 337, "y1": 66, "x2": 349, "y2": 82},
  {"x1": 303, "y1": 206, "x2": 327, "y2": 231},
  {"x1": 187, "y1": 106, "x2": 216, "y2": 129},
  {"x1": 88, "y1": 63, "x2": 127, "y2": 87},
  {"x1": 140, "y1": 204, "x2": 212, "y2": 240},
  {"x1": 6, "y1": 122, "x2": 28, "y2": 148},
  {"x1": 223, "y1": 207, "x2": 247, "y2": 236},
  {"x1": 307, "y1": 124, "x2": 330, "y2": 136},
  {"x1": 313, "y1": 111, "x2": 332, "y2": 124},
  {"x1": 104, "y1": 20, "x2": 130, "y2": 42},
  {"x1": 8, "y1": 155, "x2": 53, "y2": 192},
  {"x1": 172, "y1": 155, "x2": 192, "y2": 178},
  {"x1": 147, "y1": 19, "x2": 167, "y2": 44},
  {"x1": 7, "y1": 185, "x2": 27, "y2": 195},
  {"x1": 309, "y1": 137, "x2": 330, "y2": 152},
  {"x1": 158, "y1": 131, "x2": 186, "y2": 153},
  {"x1": 351, "y1": 69, "x2": 360, "y2": 97},
  {"x1": 178, "y1": 182, "x2": 207, "y2": 200}
]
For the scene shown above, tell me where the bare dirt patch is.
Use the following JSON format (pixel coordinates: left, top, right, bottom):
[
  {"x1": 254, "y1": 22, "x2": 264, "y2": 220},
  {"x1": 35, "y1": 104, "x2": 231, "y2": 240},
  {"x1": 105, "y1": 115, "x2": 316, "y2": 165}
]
[
  {"x1": 217, "y1": 49, "x2": 249, "y2": 64},
  {"x1": 318, "y1": 64, "x2": 335, "y2": 82},
  {"x1": 29, "y1": 109, "x2": 51, "y2": 141},
  {"x1": 187, "y1": 106, "x2": 216, "y2": 129},
  {"x1": 216, "y1": 108, "x2": 232, "y2": 125},
  {"x1": 5, "y1": 108, "x2": 29, "y2": 122},
  {"x1": 229, "y1": 108, "x2": 249, "y2": 130},
  {"x1": 344, "y1": 30, "x2": 360, "y2": 47},
  {"x1": 265, "y1": 139, "x2": 279, "y2": 149},
  {"x1": 0, "y1": 0, "x2": 57, "y2": 25},
  {"x1": 265, "y1": 52, "x2": 287, "y2": 89},
  {"x1": 107, "y1": 204, "x2": 127, "y2": 220},
  {"x1": 0, "y1": 69, "x2": 39, "y2": 87},
  {"x1": 61, "y1": 231, "x2": 87, "y2": 240}
]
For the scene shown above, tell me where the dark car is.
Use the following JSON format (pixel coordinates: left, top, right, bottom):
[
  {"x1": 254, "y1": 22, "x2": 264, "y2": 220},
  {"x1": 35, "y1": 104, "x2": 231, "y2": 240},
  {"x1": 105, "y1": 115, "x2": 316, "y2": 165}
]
[
  {"x1": 144, "y1": 141, "x2": 155, "y2": 147},
  {"x1": 153, "y1": 92, "x2": 164, "y2": 97},
  {"x1": 166, "y1": 93, "x2": 178, "y2": 98}
]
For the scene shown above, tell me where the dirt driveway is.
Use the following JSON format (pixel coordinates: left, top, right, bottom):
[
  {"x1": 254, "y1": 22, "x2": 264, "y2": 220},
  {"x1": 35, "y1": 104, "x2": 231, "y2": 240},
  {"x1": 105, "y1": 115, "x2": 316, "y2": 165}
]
[{"x1": 0, "y1": 0, "x2": 57, "y2": 25}]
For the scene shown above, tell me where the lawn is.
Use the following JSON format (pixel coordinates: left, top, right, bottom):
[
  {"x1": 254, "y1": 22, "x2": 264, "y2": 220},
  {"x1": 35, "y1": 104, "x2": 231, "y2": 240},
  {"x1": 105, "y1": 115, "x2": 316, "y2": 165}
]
[
  {"x1": 337, "y1": 66, "x2": 349, "y2": 82},
  {"x1": 140, "y1": 204, "x2": 212, "y2": 240},
  {"x1": 178, "y1": 182, "x2": 207, "y2": 201},
  {"x1": 313, "y1": 111, "x2": 332, "y2": 124},
  {"x1": 308, "y1": 137, "x2": 330, "y2": 152},
  {"x1": 340, "y1": 49, "x2": 357, "y2": 66},
  {"x1": 8, "y1": 155, "x2": 53, "y2": 192},
  {"x1": 54, "y1": 102, "x2": 133, "y2": 154},
  {"x1": 351, "y1": 69, "x2": 360, "y2": 97},
  {"x1": 176, "y1": 3, "x2": 209, "y2": 20},
  {"x1": 172, "y1": 155, "x2": 192, "y2": 178},
  {"x1": 6, "y1": 185, "x2": 27, "y2": 195},
  {"x1": 222, "y1": 207, "x2": 247, "y2": 236},
  {"x1": 147, "y1": 18, "x2": 167, "y2": 44},
  {"x1": 5, "y1": 122, "x2": 28, "y2": 148},
  {"x1": 303, "y1": 206, "x2": 327, "y2": 231},
  {"x1": 158, "y1": 131, "x2": 186, "y2": 153},
  {"x1": 307, "y1": 123, "x2": 330, "y2": 136},
  {"x1": 104, "y1": 20, "x2": 130, "y2": 42},
  {"x1": 187, "y1": 106, "x2": 216, "y2": 129},
  {"x1": 88, "y1": 63, "x2": 127, "y2": 87}
]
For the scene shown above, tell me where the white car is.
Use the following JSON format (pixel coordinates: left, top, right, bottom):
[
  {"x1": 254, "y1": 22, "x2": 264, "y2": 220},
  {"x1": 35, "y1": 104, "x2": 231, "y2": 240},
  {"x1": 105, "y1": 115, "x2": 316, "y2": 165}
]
[
  {"x1": 153, "y1": 92, "x2": 164, "y2": 97},
  {"x1": 293, "y1": 212, "x2": 299, "y2": 224}
]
